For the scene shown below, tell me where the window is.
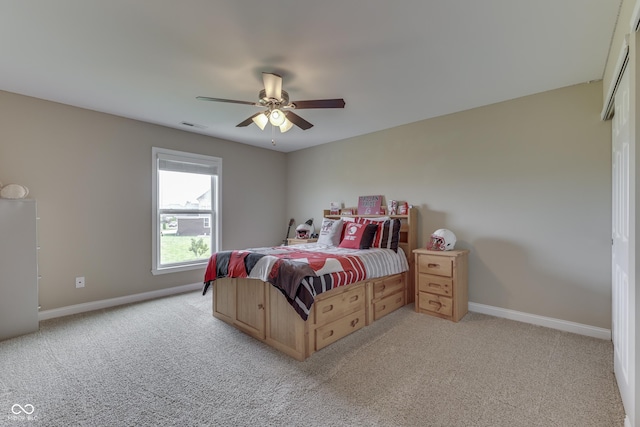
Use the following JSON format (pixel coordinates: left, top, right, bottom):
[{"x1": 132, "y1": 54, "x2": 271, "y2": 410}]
[{"x1": 152, "y1": 147, "x2": 221, "y2": 275}]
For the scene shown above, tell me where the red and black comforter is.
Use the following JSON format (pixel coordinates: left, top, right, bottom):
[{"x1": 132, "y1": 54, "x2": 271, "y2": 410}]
[{"x1": 202, "y1": 244, "x2": 408, "y2": 321}]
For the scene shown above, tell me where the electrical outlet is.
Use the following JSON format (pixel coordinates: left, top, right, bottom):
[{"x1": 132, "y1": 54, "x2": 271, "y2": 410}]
[{"x1": 75, "y1": 276, "x2": 85, "y2": 288}]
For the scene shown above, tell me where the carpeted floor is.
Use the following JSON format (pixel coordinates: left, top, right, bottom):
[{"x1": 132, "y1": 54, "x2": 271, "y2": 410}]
[{"x1": 0, "y1": 291, "x2": 625, "y2": 426}]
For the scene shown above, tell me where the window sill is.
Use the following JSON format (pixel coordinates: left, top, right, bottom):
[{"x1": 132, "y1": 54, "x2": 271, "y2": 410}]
[{"x1": 152, "y1": 262, "x2": 207, "y2": 276}]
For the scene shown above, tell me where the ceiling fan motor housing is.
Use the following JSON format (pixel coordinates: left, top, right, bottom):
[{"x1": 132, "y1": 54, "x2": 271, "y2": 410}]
[{"x1": 259, "y1": 89, "x2": 290, "y2": 108}]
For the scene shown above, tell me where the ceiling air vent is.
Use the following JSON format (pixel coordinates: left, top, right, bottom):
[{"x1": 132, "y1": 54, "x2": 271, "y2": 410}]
[{"x1": 180, "y1": 121, "x2": 207, "y2": 129}]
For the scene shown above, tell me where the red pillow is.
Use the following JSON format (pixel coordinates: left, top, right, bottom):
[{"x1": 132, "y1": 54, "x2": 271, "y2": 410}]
[{"x1": 339, "y1": 223, "x2": 378, "y2": 249}]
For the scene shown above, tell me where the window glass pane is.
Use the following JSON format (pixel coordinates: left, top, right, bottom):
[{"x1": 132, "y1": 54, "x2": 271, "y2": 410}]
[
  {"x1": 159, "y1": 170, "x2": 211, "y2": 210},
  {"x1": 152, "y1": 147, "x2": 220, "y2": 275},
  {"x1": 160, "y1": 213, "x2": 212, "y2": 265}
]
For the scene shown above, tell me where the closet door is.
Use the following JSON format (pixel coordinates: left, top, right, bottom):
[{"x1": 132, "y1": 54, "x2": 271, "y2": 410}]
[{"x1": 612, "y1": 64, "x2": 635, "y2": 426}]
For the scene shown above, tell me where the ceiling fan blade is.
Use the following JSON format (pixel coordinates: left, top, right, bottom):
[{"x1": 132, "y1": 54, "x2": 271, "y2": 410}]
[
  {"x1": 286, "y1": 111, "x2": 314, "y2": 130},
  {"x1": 291, "y1": 99, "x2": 345, "y2": 109},
  {"x1": 197, "y1": 96, "x2": 258, "y2": 106},
  {"x1": 236, "y1": 112, "x2": 264, "y2": 127},
  {"x1": 263, "y1": 72, "x2": 282, "y2": 100}
]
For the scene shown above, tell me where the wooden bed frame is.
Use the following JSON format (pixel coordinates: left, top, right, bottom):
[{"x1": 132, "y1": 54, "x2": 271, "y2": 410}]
[{"x1": 211, "y1": 207, "x2": 417, "y2": 361}]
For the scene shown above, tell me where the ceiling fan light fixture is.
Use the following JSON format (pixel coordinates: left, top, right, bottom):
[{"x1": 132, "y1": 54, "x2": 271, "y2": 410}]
[
  {"x1": 252, "y1": 112, "x2": 269, "y2": 130},
  {"x1": 269, "y1": 108, "x2": 286, "y2": 127},
  {"x1": 279, "y1": 116, "x2": 293, "y2": 133},
  {"x1": 197, "y1": 72, "x2": 346, "y2": 139}
]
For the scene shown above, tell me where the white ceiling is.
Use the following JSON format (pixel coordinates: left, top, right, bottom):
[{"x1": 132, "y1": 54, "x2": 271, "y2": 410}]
[{"x1": 0, "y1": 1, "x2": 622, "y2": 153}]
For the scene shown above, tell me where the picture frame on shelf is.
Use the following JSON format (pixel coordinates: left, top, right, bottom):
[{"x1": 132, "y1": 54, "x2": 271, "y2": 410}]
[
  {"x1": 357, "y1": 195, "x2": 384, "y2": 215},
  {"x1": 330, "y1": 202, "x2": 341, "y2": 215}
]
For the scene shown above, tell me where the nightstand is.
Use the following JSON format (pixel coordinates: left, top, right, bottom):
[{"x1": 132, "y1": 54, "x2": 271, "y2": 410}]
[
  {"x1": 413, "y1": 248, "x2": 469, "y2": 322},
  {"x1": 286, "y1": 238, "x2": 318, "y2": 245}
]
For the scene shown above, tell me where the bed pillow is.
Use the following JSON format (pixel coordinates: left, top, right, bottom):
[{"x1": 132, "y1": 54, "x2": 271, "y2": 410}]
[
  {"x1": 339, "y1": 223, "x2": 378, "y2": 249},
  {"x1": 356, "y1": 218, "x2": 402, "y2": 252},
  {"x1": 317, "y1": 218, "x2": 344, "y2": 246},
  {"x1": 340, "y1": 216, "x2": 387, "y2": 240}
]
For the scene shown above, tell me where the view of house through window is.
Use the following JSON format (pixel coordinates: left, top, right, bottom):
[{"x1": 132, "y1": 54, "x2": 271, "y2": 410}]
[
  {"x1": 159, "y1": 170, "x2": 212, "y2": 264},
  {"x1": 152, "y1": 148, "x2": 221, "y2": 275}
]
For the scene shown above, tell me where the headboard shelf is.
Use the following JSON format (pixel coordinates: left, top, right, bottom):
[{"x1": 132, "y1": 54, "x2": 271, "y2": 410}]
[{"x1": 323, "y1": 207, "x2": 418, "y2": 303}]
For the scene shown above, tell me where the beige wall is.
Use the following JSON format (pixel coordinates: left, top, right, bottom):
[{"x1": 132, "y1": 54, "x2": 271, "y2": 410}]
[
  {"x1": 0, "y1": 82, "x2": 612, "y2": 329},
  {"x1": 287, "y1": 82, "x2": 612, "y2": 329},
  {"x1": 0, "y1": 91, "x2": 287, "y2": 311}
]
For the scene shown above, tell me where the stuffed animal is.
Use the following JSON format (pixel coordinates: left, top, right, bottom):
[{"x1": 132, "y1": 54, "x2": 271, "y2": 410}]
[{"x1": 0, "y1": 181, "x2": 30, "y2": 199}]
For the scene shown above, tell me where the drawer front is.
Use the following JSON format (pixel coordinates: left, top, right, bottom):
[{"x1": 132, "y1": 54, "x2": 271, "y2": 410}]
[
  {"x1": 315, "y1": 284, "x2": 365, "y2": 325},
  {"x1": 417, "y1": 254, "x2": 453, "y2": 277},
  {"x1": 373, "y1": 291, "x2": 405, "y2": 321},
  {"x1": 419, "y1": 292, "x2": 453, "y2": 317},
  {"x1": 372, "y1": 274, "x2": 404, "y2": 299},
  {"x1": 418, "y1": 274, "x2": 453, "y2": 297},
  {"x1": 315, "y1": 310, "x2": 366, "y2": 351}
]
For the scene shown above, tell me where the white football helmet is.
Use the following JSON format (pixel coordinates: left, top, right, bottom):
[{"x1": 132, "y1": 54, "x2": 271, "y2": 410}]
[
  {"x1": 295, "y1": 219, "x2": 314, "y2": 239},
  {"x1": 427, "y1": 229, "x2": 456, "y2": 251}
]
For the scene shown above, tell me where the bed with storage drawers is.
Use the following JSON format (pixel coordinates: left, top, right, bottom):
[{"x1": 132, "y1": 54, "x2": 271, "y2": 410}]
[{"x1": 202, "y1": 208, "x2": 417, "y2": 360}]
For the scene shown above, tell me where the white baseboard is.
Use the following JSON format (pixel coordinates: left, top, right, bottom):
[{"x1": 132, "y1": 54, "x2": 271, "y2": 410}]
[
  {"x1": 468, "y1": 302, "x2": 612, "y2": 340},
  {"x1": 38, "y1": 282, "x2": 202, "y2": 321}
]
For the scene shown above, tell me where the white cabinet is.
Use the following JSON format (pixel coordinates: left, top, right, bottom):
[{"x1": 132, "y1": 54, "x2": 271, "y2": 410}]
[{"x1": 0, "y1": 199, "x2": 38, "y2": 340}]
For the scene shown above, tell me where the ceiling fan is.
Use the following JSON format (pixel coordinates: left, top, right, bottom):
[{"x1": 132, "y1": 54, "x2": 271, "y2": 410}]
[{"x1": 197, "y1": 72, "x2": 345, "y2": 133}]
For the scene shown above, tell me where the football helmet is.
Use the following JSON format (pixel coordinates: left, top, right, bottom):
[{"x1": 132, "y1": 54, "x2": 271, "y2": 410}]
[
  {"x1": 295, "y1": 219, "x2": 314, "y2": 239},
  {"x1": 426, "y1": 229, "x2": 456, "y2": 251}
]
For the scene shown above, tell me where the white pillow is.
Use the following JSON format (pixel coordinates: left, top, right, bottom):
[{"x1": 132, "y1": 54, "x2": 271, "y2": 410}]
[{"x1": 317, "y1": 218, "x2": 344, "y2": 246}]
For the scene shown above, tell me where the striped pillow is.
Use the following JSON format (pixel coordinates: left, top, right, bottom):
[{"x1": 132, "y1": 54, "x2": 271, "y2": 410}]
[{"x1": 356, "y1": 218, "x2": 401, "y2": 252}]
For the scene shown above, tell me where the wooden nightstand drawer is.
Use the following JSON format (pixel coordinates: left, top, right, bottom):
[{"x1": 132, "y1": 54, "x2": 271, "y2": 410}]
[
  {"x1": 372, "y1": 274, "x2": 404, "y2": 299},
  {"x1": 315, "y1": 284, "x2": 365, "y2": 325},
  {"x1": 417, "y1": 254, "x2": 453, "y2": 277},
  {"x1": 418, "y1": 274, "x2": 453, "y2": 297},
  {"x1": 314, "y1": 309, "x2": 365, "y2": 351},
  {"x1": 419, "y1": 292, "x2": 453, "y2": 317},
  {"x1": 414, "y1": 249, "x2": 469, "y2": 322},
  {"x1": 372, "y1": 291, "x2": 405, "y2": 321}
]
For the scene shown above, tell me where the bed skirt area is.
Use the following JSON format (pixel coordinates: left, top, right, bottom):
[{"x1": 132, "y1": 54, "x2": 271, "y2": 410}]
[{"x1": 211, "y1": 272, "x2": 407, "y2": 361}]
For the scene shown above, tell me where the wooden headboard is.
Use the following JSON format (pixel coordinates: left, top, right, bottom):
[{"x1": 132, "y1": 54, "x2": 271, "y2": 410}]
[{"x1": 323, "y1": 207, "x2": 418, "y2": 303}]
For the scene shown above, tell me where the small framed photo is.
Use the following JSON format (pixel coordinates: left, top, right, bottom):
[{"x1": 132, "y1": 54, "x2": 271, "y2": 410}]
[{"x1": 330, "y1": 202, "x2": 341, "y2": 215}]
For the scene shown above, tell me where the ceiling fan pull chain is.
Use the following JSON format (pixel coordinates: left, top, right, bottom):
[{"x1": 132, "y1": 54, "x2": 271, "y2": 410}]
[{"x1": 271, "y1": 124, "x2": 276, "y2": 146}]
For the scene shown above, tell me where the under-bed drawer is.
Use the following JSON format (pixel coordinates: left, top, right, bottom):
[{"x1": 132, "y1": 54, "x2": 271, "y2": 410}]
[
  {"x1": 314, "y1": 283, "x2": 365, "y2": 326},
  {"x1": 372, "y1": 291, "x2": 405, "y2": 321},
  {"x1": 371, "y1": 274, "x2": 404, "y2": 299},
  {"x1": 314, "y1": 309, "x2": 366, "y2": 351}
]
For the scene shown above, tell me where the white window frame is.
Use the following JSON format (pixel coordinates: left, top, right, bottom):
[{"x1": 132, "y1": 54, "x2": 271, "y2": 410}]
[{"x1": 151, "y1": 147, "x2": 221, "y2": 275}]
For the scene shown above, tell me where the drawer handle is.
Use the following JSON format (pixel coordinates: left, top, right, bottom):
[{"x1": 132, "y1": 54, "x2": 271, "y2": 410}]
[
  {"x1": 322, "y1": 330, "x2": 334, "y2": 339},
  {"x1": 350, "y1": 318, "x2": 360, "y2": 328},
  {"x1": 258, "y1": 304, "x2": 264, "y2": 310},
  {"x1": 349, "y1": 295, "x2": 359, "y2": 303},
  {"x1": 428, "y1": 263, "x2": 440, "y2": 268},
  {"x1": 322, "y1": 304, "x2": 334, "y2": 313},
  {"x1": 395, "y1": 296, "x2": 402, "y2": 303},
  {"x1": 429, "y1": 300, "x2": 442, "y2": 309},
  {"x1": 381, "y1": 284, "x2": 386, "y2": 291},
  {"x1": 429, "y1": 282, "x2": 442, "y2": 288}
]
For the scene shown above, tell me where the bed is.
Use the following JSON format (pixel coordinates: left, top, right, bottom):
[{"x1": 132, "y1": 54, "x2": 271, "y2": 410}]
[{"x1": 203, "y1": 208, "x2": 417, "y2": 360}]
